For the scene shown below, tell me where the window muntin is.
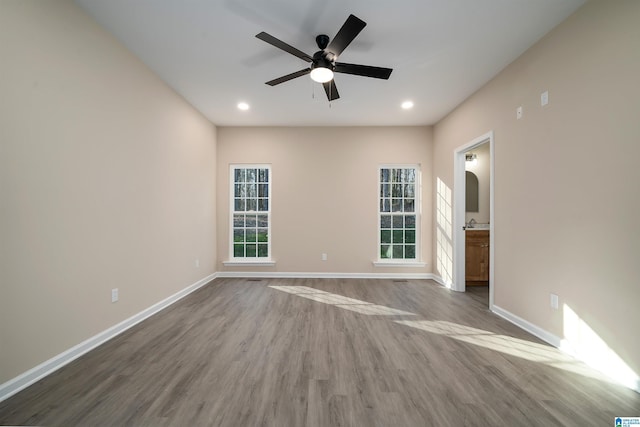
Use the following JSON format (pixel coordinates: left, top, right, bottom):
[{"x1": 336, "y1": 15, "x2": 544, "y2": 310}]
[
  {"x1": 379, "y1": 167, "x2": 419, "y2": 260},
  {"x1": 231, "y1": 166, "x2": 271, "y2": 259}
]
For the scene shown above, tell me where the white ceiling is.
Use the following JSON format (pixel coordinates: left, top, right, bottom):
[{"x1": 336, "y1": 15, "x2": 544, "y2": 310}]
[{"x1": 75, "y1": 0, "x2": 585, "y2": 127}]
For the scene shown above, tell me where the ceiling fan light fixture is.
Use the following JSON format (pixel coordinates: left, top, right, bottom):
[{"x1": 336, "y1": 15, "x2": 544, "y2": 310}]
[{"x1": 310, "y1": 67, "x2": 334, "y2": 83}]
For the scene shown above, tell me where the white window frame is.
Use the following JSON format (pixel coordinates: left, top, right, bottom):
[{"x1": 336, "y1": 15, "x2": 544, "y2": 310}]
[
  {"x1": 224, "y1": 164, "x2": 274, "y2": 266},
  {"x1": 374, "y1": 164, "x2": 425, "y2": 267}
]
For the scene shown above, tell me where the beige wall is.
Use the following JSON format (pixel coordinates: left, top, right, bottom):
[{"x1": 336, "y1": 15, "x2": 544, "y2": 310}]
[
  {"x1": 0, "y1": 0, "x2": 217, "y2": 383},
  {"x1": 434, "y1": 0, "x2": 640, "y2": 378},
  {"x1": 217, "y1": 127, "x2": 433, "y2": 274}
]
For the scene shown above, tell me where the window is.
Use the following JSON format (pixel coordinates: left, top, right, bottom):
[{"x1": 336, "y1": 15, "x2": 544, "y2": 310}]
[
  {"x1": 379, "y1": 166, "x2": 419, "y2": 261},
  {"x1": 230, "y1": 165, "x2": 271, "y2": 260}
]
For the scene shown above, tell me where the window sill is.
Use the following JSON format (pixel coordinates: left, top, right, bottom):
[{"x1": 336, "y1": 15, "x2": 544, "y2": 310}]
[
  {"x1": 372, "y1": 260, "x2": 426, "y2": 268},
  {"x1": 223, "y1": 260, "x2": 276, "y2": 267}
]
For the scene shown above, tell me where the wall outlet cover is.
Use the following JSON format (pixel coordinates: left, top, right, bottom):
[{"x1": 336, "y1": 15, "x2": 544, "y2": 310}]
[{"x1": 541, "y1": 91, "x2": 549, "y2": 106}]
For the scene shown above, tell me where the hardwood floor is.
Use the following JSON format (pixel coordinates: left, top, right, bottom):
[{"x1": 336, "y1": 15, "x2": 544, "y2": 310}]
[
  {"x1": 1, "y1": 278, "x2": 639, "y2": 426},
  {"x1": 465, "y1": 284, "x2": 489, "y2": 307}
]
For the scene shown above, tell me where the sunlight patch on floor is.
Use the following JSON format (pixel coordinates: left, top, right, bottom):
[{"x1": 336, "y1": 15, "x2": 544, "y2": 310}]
[
  {"x1": 395, "y1": 319, "x2": 616, "y2": 384},
  {"x1": 269, "y1": 285, "x2": 416, "y2": 316}
]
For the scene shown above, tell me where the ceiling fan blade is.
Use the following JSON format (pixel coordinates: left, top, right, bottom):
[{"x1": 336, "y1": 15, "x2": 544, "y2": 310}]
[
  {"x1": 265, "y1": 68, "x2": 311, "y2": 86},
  {"x1": 334, "y1": 62, "x2": 393, "y2": 80},
  {"x1": 256, "y1": 32, "x2": 313, "y2": 62},
  {"x1": 326, "y1": 14, "x2": 366, "y2": 59},
  {"x1": 322, "y1": 79, "x2": 340, "y2": 101}
]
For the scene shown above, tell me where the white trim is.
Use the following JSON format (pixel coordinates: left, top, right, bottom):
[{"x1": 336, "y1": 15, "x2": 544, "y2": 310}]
[
  {"x1": 377, "y1": 165, "x2": 422, "y2": 263},
  {"x1": 229, "y1": 164, "x2": 272, "y2": 261},
  {"x1": 453, "y1": 132, "x2": 495, "y2": 310},
  {"x1": 492, "y1": 304, "x2": 640, "y2": 394},
  {"x1": 491, "y1": 304, "x2": 562, "y2": 347},
  {"x1": 372, "y1": 261, "x2": 426, "y2": 268},
  {"x1": 0, "y1": 273, "x2": 217, "y2": 404},
  {"x1": 429, "y1": 274, "x2": 447, "y2": 287},
  {"x1": 223, "y1": 260, "x2": 276, "y2": 267},
  {"x1": 216, "y1": 271, "x2": 437, "y2": 280}
]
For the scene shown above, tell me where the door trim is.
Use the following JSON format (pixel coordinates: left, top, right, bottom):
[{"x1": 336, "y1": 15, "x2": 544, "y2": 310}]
[{"x1": 453, "y1": 131, "x2": 495, "y2": 310}]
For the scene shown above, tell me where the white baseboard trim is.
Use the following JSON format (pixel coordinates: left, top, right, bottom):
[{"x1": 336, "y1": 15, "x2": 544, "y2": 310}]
[
  {"x1": 428, "y1": 274, "x2": 448, "y2": 288},
  {"x1": 0, "y1": 272, "x2": 217, "y2": 404},
  {"x1": 216, "y1": 271, "x2": 437, "y2": 280},
  {"x1": 492, "y1": 304, "x2": 640, "y2": 394},
  {"x1": 491, "y1": 304, "x2": 562, "y2": 348}
]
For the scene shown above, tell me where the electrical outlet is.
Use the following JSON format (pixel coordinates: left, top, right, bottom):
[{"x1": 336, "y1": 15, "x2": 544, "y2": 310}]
[
  {"x1": 550, "y1": 293, "x2": 559, "y2": 310},
  {"x1": 111, "y1": 288, "x2": 119, "y2": 303},
  {"x1": 321, "y1": 253, "x2": 328, "y2": 261},
  {"x1": 516, "y1": 106, "x2": 523, "y2": 119},
  {"x1": 195, "y1": 258, "x2": 200, "y2": 268}
]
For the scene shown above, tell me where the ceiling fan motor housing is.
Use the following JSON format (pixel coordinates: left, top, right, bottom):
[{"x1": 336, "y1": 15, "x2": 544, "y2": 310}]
[{"x1": 312, "y1": 51, "x2": 334, "y2": 71}]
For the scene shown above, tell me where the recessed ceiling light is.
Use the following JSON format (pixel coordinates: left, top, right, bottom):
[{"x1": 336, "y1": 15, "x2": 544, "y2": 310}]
[
  {"x1": 237, "y1": 102, "x2": 250, "y2": 111},
  {"x1": 401, "y1": 101, "x2": 414, "y2": 110}
]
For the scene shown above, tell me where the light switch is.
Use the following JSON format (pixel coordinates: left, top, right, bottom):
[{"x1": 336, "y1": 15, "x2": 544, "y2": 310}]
[{"x1": 541, "y1": 91, "x2": 549, "y2": 106}]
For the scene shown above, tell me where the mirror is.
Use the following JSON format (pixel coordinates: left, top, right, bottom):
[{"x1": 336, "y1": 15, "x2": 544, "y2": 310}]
[{"x1": 466, "y1": 171, "x2": 479, "y2": 212}]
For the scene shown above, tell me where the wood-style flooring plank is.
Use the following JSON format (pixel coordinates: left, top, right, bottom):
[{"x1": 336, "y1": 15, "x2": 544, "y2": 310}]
[{"x1": 1, "y1": 278, "x2": 639, "y2": 426}]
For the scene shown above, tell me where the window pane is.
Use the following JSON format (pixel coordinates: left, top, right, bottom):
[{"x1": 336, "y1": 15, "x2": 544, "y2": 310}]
[
  {"x1": 234, "y1": 184, "x2": 243, "y2": 197},
  {"x1": 405, "y1": 230, "x2": 415, "y2": 244},
  {"x1": 246, "y1": 229, "x2": 257, "y2": 242},
  {"x1": 380, "y1": 215, "x2": 391, "y2": 229},
  {"x1": 380, "y1": 199, "x2": 390, "y2": 212},
  {"x1": 247, "y1": 184, "x2": 257, "y2": 198},
  {"x1": 234, "y1": 244, "x2": 244, "y2": 257},
  {"x1": 381, "y1": 230, "x2": 391, "y2": 244},
  {"x1": 258, "y1": 184, "x2": 268, "y2": 197},
  {"x1": 258, "y1": 169, "x2": 269, "y2": 183},
  {"x1": 392, "y1": 199, "x2": 403, "y2": 212},
  {"x1": 257, "y1": 228, "x2": 268, "y2": 242},
  {"x1": 404, "y1": 184, "x2": 415, "y2": 197},
  {"x1": 405, "y1": 168, "x2": 415, "y2": 183},
  {"x1": 380, "y1": 184, "x2": 390, "y2": 197},
  {"x1": 247, "y1": 169, "x2": 257, "y2": 183},
  {"x1": 246, "y1": 244, "x2": 257, "y2": 257},
  {"x1": 405, "y1": 215, "x2": 416, "y2": 229},
  {"x1": 234, "y1": 198, "x2": 245, "y2": 211},
  {"x1": 257, "y1": 214, "x2": 268, "y2": 227},
  {"x1": 258, "y1": 198, "x2": 268, "y2": 211},
  {"x1": 380, "y1": 169, "x2": 390, "y2": 183},
  {"x1": 380, "y1": 245, "x2": 391, "y2": 259},
  {"x1": 246, "y1": 215, "x2": 257, "y2": 227},
  {"x1": 234, "y1": 169, "x2": 245, "y2": 183},
  {"x1": 405, "y1": 245, "x2": 416, "y2": 259},
  {"x1": 258, "y1": 244, "x2": 268, "y2": 257},
  {"x1": 233, "y1": 229, "x2": 244, "y2": 243},
  {"x1": 393, "y1": 245, "x2": 404, "y2": 258},
  {"x1": 392, "y1": 183, "x2": 402, "y2": 197},
  {"x1": 392, "y1": 169, "x2": 402, "y2": 183},
  {"x1": 393, "y1": 230, "x2": 404, "y2": 243},
  {"x1": 246, "y1": 199, "x2": 257, "y2": 211},
  {"x1": 233, "y1": 214, "x2": 245, "y2": 227},
  {"x1": 404, "y1": 199, "x2": 415, "y2": 212},
  {"x1": 392, "y1": 216, "x2": 403, "y2": 229}
]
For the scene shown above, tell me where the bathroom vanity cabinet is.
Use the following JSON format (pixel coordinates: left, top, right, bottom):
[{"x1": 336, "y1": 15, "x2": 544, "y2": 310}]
[{"x1": 465, "y1": 230, "x2": 489, "y2": 283}]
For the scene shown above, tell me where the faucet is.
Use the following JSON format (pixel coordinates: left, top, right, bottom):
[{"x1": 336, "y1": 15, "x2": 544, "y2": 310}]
[{"x1": 466, "y1": 218, "x2": 476, "y2": 228}]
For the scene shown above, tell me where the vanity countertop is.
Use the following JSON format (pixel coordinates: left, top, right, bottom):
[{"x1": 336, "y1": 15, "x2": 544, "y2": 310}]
[{"x1": 465, "y1": 225, "x2": 490, "y2": 230}]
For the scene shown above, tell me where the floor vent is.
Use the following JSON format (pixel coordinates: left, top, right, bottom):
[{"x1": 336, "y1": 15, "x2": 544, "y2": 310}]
[
  {"x1": 393, "y1": 280, "x2": 409, "y2": 283},
  {"x1": 247, "y1": 279, "x2": 263, "y2": 282}
]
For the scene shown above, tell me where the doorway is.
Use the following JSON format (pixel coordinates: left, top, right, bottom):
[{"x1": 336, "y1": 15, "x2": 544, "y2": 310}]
[{"x1": 453, "y1": 132, "x2": 494, "y2": 310}]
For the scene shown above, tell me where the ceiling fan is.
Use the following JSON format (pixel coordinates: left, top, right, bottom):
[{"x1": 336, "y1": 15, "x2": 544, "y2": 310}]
[{"x1": 255, "y1": 14, "x2": 393, "y2": 101}]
